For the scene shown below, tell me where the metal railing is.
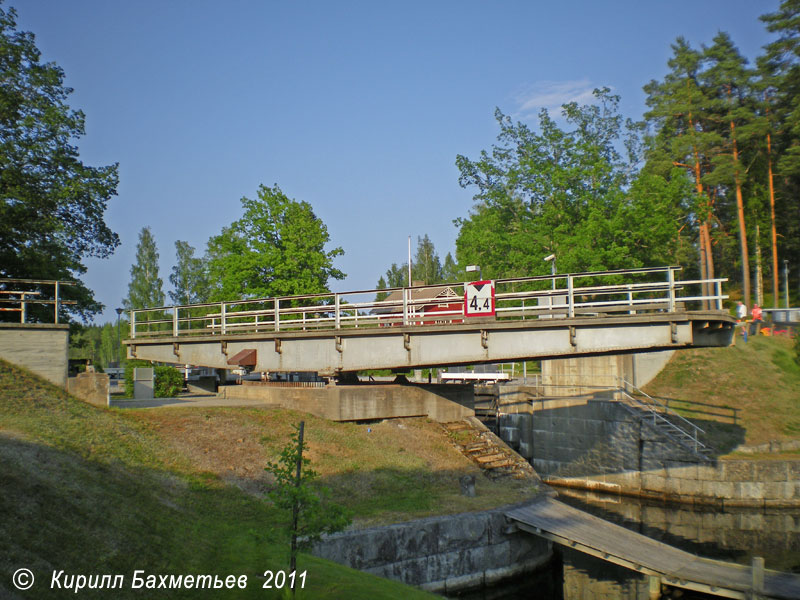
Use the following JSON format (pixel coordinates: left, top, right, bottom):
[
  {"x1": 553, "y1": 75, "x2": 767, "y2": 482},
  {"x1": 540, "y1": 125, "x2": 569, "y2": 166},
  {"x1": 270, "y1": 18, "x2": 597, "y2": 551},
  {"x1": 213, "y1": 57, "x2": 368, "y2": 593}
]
[
  {"x1": 617, "y1": 377, "x2": 709, "y2": 457},
  {"x1": 128, "y1": 266, "x2": 729, "y2": 339},
  {"x1": 0, "y1": 279, "x2": 77, "y2": 323}
]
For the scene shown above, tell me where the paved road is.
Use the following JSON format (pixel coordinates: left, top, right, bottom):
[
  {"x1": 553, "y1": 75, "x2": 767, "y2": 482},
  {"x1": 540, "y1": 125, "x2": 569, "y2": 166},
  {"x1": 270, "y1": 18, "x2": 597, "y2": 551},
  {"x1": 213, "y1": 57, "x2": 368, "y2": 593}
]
[{"x1": 110, "y1": 394, "x2": 280, "y2": 410}]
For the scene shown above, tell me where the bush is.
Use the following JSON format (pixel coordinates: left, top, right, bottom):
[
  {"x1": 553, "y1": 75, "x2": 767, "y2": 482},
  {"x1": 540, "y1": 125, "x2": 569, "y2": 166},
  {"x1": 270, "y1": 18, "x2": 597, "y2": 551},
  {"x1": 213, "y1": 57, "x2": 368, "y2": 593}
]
[
  {"x1": 124, "y1": 361, "x2": 184, "y2": 398},
  {"x1": 154, "y1": 365, "x2": 183, "y2": 398}
]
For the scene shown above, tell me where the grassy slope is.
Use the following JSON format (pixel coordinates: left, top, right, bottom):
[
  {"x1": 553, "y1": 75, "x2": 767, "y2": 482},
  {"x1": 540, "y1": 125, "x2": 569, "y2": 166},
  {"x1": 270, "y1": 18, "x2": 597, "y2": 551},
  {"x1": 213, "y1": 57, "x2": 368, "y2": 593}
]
[
  {"x1": 645, "y1": 335, "x2": 800, "y2": 455},
  {"x1": 0, "y1": 359, "x2": 538, "y2": 599}
]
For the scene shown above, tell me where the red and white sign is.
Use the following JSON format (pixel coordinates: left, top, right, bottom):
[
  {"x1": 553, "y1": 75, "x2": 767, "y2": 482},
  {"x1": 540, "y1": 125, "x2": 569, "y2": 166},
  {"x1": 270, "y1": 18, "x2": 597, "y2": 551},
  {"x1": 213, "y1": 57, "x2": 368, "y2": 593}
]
[{"x1": 464, "y1": 280, "x2": 495, "y2": 317}]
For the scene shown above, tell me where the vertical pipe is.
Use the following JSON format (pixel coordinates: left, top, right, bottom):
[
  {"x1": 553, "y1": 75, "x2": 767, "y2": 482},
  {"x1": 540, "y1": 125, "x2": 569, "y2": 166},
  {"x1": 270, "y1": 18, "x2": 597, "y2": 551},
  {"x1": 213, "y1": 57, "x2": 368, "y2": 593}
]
[
  {"x1": 408, "y1": 236, "x2": 412, "y2": 286},
  {"x1": 335, "y1": 294, "x2": 340, "y2": 329},
  {"x1": 131, "y1": 311, "x2": 136, "y2": 339},
  {"x1": 274, "y1": 298, "x2": 280, "y2": 332},
  {"x1": 667, "y1": 269, "x2": 676, "y2": 313},
  {"x1": 403, "y1": 288, "x2": 409, "y2": 326},
  {"x1": 221, "y1": 302, "x2": 227, "y2": 334},
  {"x1": 54, "y1": 281, "x2": 60, "y2": 323},
  {"x1": 567, "y1": 275, "x2": 574, "y2": 318},
  {"x1": 173, "y1": 307, "x2": 179, "y2": 337}
]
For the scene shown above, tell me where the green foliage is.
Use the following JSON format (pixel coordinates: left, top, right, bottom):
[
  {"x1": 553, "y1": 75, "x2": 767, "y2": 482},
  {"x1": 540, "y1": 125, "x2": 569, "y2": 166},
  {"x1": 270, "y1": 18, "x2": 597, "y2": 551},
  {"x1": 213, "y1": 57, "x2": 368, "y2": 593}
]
[
  {"x1": 169, "y1": 240, "x2": 210, "y2": 305},
  {"x1": 794, "y1": 332, "x2": 800, "y2": 367},
  {"x1": 154, "y1": 365, "x2": 183, "y2": 398},
  {"x1": 123, "y1": 361, "x2": 182, "y2": 398},
  {"x1": 69, "y1": 320, "x2": 130, "y2": 369},
  {"x1": 265, "y1": 423, "x2": 351, "y2": 561},
  {"x1": 0, "y1": 4, "x2": 119, "y2": 321},
  {"x1": 124, "y1": 227, "x2": 165, "y2": 310},
  {"x1": 206, "y1": 184, "x2": 345, "y2": 301},
  {"x1": 455, "y1": 89, "x2": 688, "y2": 279}
]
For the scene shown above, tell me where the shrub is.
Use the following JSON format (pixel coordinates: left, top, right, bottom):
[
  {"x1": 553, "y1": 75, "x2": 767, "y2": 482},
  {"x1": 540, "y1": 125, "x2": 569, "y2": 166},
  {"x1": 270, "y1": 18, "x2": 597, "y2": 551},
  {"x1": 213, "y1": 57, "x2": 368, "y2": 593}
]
[
  {"x1": 124, "y1": 361, "x2": 184, "y2": 398},
  {"x1": 154, "y1": 365, "x2": 183, "y2": 398}
]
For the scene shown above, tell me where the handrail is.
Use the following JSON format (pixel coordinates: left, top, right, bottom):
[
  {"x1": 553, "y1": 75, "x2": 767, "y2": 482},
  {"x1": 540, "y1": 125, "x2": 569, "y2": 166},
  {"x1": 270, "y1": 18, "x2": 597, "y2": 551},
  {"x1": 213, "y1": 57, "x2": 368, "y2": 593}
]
[
  {"x1": 617, "y1": 377, "x2": 708, "y2": 456},
  {"x1": 127, "y1": 266, "x2": 730, "y2": 340},
  {"x1": 0, "y1": 278, "x2": 77, "y2": 324}
]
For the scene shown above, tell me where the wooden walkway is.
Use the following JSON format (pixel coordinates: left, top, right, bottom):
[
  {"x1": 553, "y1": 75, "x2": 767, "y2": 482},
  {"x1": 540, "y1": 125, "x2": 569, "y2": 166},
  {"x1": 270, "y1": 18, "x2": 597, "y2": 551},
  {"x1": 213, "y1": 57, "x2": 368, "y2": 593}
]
[{"x1": 506, "y1": 496, "x2": 800, "y2": 600}]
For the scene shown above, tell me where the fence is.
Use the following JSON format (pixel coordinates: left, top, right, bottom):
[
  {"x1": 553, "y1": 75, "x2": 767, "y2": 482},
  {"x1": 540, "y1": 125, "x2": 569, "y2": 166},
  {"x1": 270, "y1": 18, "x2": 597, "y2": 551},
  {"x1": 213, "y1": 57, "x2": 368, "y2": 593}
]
[
  {"x1": 0, "y1": 279, "x2": 77, "y2": 323},
  {"x1": 128, "y1": 266, "x2": 729, "y2": 340}
]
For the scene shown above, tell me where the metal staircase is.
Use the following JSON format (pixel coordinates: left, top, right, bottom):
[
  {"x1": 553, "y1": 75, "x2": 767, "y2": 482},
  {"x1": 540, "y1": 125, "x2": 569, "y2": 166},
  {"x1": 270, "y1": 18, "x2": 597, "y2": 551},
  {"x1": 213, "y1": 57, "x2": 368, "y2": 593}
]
[{"x1": 616, "y1": 378, "x2": 714, "y2": 461}]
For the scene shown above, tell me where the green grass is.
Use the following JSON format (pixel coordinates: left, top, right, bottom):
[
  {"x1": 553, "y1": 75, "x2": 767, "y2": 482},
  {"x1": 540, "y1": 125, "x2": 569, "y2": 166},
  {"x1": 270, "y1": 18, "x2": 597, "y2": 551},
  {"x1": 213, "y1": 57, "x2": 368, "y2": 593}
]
[
  {"x1": 0, "y1": 360, "x2": 437, "y2": 599},
  {"x1": 645, "y1": 335, "x2": 800, "y2": 455}
]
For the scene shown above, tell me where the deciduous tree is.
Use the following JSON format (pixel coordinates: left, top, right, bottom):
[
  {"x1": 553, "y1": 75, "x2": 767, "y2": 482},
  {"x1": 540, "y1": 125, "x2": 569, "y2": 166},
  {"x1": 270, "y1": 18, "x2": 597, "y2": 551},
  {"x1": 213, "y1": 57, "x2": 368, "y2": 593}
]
[
  {"x1": 0, "y1": 3, "x2": 119, "y2": 320},
  {"x1": 124, "y1": 227, "x2": 165, "y2": 310},
  {"x1": 206, "y1": 184, "x2": 344, "y2": 301}
]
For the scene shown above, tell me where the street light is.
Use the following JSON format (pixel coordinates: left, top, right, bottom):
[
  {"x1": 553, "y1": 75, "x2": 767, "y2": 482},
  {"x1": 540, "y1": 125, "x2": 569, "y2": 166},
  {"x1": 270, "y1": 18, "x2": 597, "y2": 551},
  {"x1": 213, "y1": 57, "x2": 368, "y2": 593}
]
[
  {"x1": 115, "y1": 308, "x2": 123, "y2": 367},
  {"x1": 544, "y1": 254, "x2": 556, "y2": 290},
  {"x1": 466, "y1": 265, "x2": 482, "y2": 281}
]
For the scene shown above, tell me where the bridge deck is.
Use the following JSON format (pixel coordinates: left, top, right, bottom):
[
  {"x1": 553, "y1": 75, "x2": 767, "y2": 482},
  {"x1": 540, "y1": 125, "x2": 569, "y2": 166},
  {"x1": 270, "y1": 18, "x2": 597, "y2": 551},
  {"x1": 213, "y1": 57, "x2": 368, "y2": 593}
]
[
  {"x1": 124, "y1": 267, "x2": 736, "y2": 374},
  {"x1": 506, "y1": 496, "x2": 800, "y2": 599}
]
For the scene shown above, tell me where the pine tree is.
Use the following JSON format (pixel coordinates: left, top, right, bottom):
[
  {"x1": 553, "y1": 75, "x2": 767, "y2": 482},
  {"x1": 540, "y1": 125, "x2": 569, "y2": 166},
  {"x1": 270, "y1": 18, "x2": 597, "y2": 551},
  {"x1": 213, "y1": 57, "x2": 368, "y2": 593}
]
[
  {"x1": 701, "y1": 32, "x2": 756, "y2": 308},
  {"x1": 412, "y1": 234, "x2": 442, "y2": 285},
  {"x1": 124, "y1": 227, "x2": 165, "y2": 310},
  {"x1": 644, "y1": 38, "x2": 719, "y2": 305}
]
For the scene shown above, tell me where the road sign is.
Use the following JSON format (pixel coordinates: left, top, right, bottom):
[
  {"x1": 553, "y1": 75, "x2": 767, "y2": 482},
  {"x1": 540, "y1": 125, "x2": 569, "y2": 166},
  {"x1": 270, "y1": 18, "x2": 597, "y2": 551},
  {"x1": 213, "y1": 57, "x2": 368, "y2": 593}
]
[{"x1": 464, "y1": 280, "x2": 495, "y2": 317}]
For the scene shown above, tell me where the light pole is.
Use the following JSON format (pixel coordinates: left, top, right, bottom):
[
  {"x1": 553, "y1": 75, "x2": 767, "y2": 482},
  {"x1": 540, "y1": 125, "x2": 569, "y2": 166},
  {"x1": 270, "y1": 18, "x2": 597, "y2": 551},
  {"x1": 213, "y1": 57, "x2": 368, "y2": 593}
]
[
  {"x1": 544, "y1": 254, "x2": 556, "y2": 290},
  {"x1": 115, "y1": 308, "x2": 123, "y2": 367},
  {"x1": 784, "y1": 260, "x2": 790, "y2": 309}
]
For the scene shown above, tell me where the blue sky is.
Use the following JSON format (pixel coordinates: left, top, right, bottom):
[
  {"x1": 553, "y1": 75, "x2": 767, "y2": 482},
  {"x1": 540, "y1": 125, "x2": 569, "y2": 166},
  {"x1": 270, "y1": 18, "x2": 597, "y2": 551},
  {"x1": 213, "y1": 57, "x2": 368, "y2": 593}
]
[{"x1": 13, "y1": 0, "x2": 776, "y2": 322}]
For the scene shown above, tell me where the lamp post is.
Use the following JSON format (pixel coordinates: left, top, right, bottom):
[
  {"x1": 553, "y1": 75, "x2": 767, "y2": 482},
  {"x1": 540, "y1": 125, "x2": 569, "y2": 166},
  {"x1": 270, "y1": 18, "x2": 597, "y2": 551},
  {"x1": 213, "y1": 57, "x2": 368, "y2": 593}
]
[
  {"x1": 115, "y1": 308, "x2": 123, "y2": 367},
  {"x1": 544, "y1": 254, "x2": 556, "y2": 290},
  {"x1": 784, "y1": 260, "x2": 790, "y2": 309}
]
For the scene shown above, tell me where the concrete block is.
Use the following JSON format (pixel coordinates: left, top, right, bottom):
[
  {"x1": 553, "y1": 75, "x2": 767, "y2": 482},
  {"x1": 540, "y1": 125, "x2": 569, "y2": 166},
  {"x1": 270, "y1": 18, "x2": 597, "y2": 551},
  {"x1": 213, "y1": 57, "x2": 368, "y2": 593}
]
[
  {"x1": 754, "y1": 461, "x2": 789, "y2": 482},
  {"x1": 641, "y1": 473, "x2": 666, "y2": 493},
  {"x1": 722, "y1": 460, "x2": 755, "y2": 482},
  {"x1": 736, "y1": 481, "x2": 765, "y2": 500}
]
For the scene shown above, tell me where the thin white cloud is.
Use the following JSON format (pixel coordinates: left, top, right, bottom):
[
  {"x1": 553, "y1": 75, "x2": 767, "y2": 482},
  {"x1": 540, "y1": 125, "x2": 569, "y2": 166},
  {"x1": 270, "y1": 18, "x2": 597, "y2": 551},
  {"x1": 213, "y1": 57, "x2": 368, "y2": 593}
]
[{"x1": 513, "y1": 79, "x2": 598, "y2": 119}]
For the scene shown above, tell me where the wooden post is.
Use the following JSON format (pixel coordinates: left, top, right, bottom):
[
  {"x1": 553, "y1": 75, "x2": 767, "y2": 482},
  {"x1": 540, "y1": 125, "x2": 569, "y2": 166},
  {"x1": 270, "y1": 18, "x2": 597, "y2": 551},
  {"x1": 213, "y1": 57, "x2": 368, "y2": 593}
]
[
  {"x1": 648, "y1": 575, "x2": 661, "y2": 600},
  {"x1": 752, "y1": 556, "x2": 764, "y2": 599},
  {"x1": 290, "y1": 420, "x2": 305, "y2": 594}
]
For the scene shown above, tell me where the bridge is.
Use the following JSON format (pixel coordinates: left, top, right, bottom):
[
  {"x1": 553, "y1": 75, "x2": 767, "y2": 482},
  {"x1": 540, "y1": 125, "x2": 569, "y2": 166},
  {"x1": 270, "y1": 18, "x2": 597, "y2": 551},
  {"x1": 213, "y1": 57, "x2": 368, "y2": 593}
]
[
  {"x1": 123, "y1": 266, "x2": 735, "y2": 376},
  {"x1": 507, "y1": 496, "x2": 800, "y2": 599}
]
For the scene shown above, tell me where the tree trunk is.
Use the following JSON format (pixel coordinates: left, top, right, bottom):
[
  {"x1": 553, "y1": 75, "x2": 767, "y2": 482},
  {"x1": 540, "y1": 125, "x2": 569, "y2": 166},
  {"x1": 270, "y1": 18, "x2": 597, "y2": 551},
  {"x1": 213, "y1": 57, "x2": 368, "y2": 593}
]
[
  {"x1": 731, "y1": 127, "x2": 751, "y2": 309},
  {"x1": 767, "y1": 131, "x2": 780, "y2": 308}
]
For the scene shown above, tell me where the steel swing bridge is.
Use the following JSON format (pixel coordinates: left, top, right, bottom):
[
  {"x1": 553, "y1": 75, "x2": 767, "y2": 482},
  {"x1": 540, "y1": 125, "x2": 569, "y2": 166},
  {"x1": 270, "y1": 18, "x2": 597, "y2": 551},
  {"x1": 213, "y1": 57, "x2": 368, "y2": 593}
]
[{"x1": 123, "y1": 266, "x2": 735, "y2": 376}]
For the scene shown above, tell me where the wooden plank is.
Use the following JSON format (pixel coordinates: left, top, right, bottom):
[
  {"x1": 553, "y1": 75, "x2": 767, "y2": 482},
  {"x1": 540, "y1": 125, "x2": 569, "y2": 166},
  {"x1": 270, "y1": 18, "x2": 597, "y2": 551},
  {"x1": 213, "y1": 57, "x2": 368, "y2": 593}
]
[{"x1": 506, "y1": 497, "x2": 800, "y2": 600}]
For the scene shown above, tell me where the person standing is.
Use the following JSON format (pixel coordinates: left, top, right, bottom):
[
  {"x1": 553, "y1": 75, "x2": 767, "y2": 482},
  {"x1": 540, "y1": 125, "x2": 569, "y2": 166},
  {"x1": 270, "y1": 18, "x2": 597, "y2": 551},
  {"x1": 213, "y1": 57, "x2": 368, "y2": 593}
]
[
  {"x1": 752, "y1": 304, "x2": 763, "y2": 335},
  {"x1": 736, "y1": 301, "x2": 748, "y2": 342}
]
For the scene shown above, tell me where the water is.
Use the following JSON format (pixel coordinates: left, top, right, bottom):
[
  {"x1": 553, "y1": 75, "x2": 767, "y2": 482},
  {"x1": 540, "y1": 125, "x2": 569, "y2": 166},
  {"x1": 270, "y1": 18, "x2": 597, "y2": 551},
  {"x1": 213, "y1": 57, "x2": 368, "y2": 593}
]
[{"x1": 447, "y1": 489, "x2": 800, "y2": 599}]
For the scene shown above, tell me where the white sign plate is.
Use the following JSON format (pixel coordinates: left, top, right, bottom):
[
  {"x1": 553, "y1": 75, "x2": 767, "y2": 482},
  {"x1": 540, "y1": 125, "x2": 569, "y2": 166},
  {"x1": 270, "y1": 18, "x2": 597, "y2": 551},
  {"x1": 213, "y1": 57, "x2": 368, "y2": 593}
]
[{"x1": 464, "y1": 280, "x2": 495, "y2": 317}]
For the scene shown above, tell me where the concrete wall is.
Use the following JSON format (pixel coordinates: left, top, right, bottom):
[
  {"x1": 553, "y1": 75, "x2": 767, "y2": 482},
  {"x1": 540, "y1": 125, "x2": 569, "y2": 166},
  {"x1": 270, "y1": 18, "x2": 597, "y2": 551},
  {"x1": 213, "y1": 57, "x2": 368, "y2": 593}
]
[
  {"x1": 509, "y1": 396, "x2": 800, "y2": 506},
  {"x1": 540, "y1": 351, "x2": 675, "y2": 396},
  {"x1": 312, "y1": 504, "x2": 552, "y2": 594},
  {"x1": 67, "y1": 372, "x2": 109, "y2": 407},
  {"x1": 0, "y1": 323, "x2": 69, "y2": 387},
  {"x1": 219, "y1": 382, "x2": 474, "y2": 422}
]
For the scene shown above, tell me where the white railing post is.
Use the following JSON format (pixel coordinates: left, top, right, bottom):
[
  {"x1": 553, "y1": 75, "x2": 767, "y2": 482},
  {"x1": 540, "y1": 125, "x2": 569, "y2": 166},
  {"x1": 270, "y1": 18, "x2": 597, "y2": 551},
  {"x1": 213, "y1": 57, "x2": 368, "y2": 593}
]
[
  {"x1": 715, "y1": 280, "x2": 722, "y2": 310},
  {"x1": 54, "y1": 281, "x2": 60, "y2": 323},
  {"x1": 335, "y1": 294, "x2": 341, "y2": 329},
  {"x1": 131, "y1": 310, "x2": 136, "y2": 339},
  {"x1": 221, "y1": 302, "x2": 227, "y2": 334},
  {"x1": 567, "y1": 275, "x2": 575, "y2": 318},
  {"x1": 173, "y1": 307, "x2": 179, "y2": 337},
  {"x1": 403, "y1": 288, "x2": 409, "y2": 326},
  {"x1": 667, "y1": 268, "x2": 676, "y2": 312},
  {"x1": 274, "y1": 298, "x2": 280, "y2": 332}
]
